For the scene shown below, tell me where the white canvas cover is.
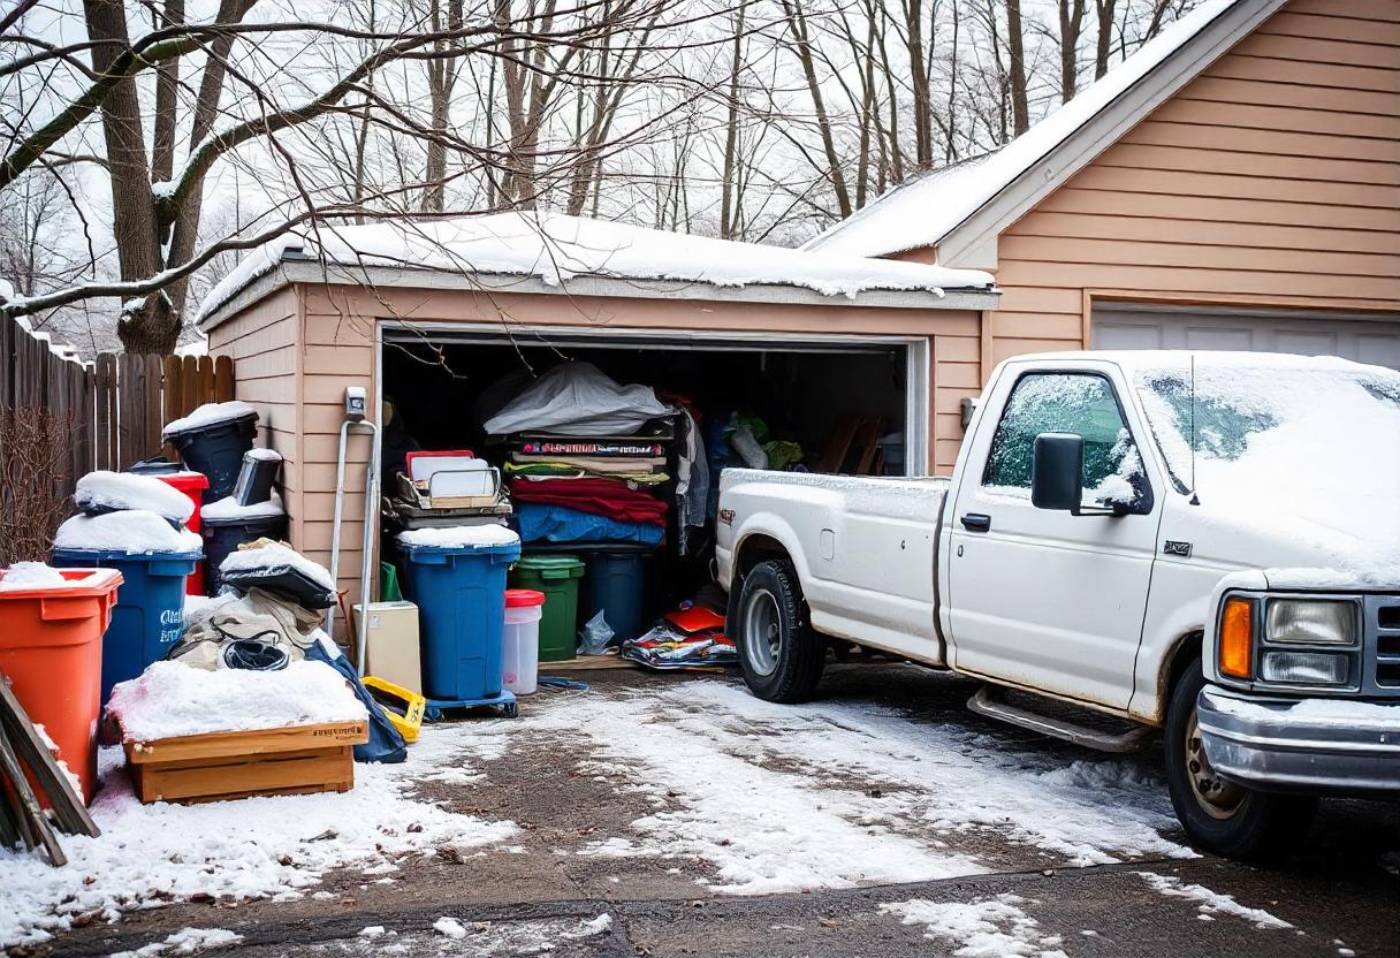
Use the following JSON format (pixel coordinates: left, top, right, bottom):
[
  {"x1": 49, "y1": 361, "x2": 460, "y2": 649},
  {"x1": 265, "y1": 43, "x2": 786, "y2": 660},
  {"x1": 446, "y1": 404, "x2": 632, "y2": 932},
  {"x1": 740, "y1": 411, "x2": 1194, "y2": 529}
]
[{"x1": 483, "y1": 362, "x2": 672, "y2": 437}]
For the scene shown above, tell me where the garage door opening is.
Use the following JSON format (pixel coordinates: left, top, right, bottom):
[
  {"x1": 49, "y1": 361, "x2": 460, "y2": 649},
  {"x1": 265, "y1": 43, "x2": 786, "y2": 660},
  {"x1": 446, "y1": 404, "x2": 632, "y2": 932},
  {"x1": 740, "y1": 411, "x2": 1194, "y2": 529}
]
[{"x1": 378, "y1": 324, "x2": 925, "y2": 641}]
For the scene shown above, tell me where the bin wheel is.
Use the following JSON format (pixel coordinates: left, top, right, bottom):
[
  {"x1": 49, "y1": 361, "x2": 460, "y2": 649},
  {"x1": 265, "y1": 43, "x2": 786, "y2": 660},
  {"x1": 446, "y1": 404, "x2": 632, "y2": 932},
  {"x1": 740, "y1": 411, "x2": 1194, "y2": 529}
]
[
  {"x1": 425, "y1": 706, "x2": 443, "y2": 722},
  {"x1": 502, "y1": 702, "x2": 519, "y2": 718}
]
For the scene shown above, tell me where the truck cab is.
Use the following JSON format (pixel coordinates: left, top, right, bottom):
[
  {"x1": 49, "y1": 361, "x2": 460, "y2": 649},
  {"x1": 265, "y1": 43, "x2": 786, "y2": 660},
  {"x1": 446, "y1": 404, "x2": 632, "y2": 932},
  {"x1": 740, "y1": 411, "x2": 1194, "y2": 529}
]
[{"x1": 718, "y1": 351, "x2": 1400, "y2": 859}]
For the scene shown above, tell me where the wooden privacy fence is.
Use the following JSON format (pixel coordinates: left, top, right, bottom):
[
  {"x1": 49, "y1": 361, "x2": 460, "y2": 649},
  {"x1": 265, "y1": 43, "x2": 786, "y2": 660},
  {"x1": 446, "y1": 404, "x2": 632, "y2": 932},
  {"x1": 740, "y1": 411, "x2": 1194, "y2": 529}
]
[
  {"x1": 92, "y1": 353, "x2": 236, "y2": 469},
  {"x1": 1, "y1": 316, "x2": 236, "y2": 475}
]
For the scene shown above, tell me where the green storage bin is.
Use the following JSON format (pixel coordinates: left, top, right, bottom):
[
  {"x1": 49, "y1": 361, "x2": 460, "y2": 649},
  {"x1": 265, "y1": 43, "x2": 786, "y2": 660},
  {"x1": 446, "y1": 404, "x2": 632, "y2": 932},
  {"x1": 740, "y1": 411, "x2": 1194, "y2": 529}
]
[{"x1": 510, "y1": 555, "x2": 585, "y2": 662}]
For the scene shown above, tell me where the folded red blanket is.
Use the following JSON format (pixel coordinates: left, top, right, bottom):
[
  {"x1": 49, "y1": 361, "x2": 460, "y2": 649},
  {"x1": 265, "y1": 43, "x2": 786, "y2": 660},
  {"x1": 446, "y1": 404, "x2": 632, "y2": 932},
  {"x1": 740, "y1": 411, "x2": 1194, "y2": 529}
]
[{"x1": 510, "y1": 477, "x2": 668, "y2": 526}]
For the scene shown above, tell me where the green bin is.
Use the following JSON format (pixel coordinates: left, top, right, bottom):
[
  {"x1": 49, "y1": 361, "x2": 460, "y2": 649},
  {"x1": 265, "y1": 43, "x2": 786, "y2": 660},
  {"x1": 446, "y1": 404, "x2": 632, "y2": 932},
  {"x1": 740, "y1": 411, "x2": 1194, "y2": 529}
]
[{"x1": 510, "y1": 555, "x2": 586, "y2": 662}]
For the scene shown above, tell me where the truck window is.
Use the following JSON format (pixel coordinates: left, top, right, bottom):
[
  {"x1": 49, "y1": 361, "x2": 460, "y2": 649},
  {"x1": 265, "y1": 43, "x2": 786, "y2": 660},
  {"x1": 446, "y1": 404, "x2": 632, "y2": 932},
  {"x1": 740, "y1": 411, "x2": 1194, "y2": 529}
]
[{"x1": 983, "y1": 372, "x2": 1143, "y2": 504}]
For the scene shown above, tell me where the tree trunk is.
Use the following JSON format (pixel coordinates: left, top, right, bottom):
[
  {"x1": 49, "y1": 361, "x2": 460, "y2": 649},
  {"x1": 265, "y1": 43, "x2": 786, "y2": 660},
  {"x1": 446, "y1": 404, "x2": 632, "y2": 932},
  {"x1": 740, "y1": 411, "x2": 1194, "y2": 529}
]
[
  {"x1": 780, "y1": 0, "x2": 851, "y2": 218},
  {"x1": 719, "y1": 3, "x2": 745, "y2": 238},
  {"x1": 1094, "y1": 0, "x2": 1116, "y2": 78},
  {"x1": 905, "y1": 0, "x2": 931, "y2": 168},
  {"x1": 1058, "y1": 0, "x2": 1086, "y2": 103},
  {"x1": 150, "y1": 0, "x2": 184, "y2": 184},
  {"x1": 1006, "y1": 0, "x2": 1029, "y2": 137}
]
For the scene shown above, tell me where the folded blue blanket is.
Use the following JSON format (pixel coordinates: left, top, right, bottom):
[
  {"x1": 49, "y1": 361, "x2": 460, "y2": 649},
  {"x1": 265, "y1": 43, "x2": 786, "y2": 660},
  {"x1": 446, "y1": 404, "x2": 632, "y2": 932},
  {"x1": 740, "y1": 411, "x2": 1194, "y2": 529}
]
[{"x1": 515, "y1": 504, "x2": 664, "y2": 545}]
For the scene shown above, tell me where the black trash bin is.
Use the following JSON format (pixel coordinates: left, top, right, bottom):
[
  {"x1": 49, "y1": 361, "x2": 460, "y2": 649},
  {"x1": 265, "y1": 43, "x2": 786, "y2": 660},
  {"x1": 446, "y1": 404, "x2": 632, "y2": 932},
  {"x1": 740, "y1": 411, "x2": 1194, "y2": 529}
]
[
  {"x1": 163, "y1": 402, "x2": 258, "y2": 500},
  {"x1": 233, "y1": 449, "x2": 283, "y2": 506},
  {"x1": 127, "y1": 456, "x2": 182, "y2": 476},
  {"x1": 200, "y1": 503, "x2": 287, "y2": 596}
]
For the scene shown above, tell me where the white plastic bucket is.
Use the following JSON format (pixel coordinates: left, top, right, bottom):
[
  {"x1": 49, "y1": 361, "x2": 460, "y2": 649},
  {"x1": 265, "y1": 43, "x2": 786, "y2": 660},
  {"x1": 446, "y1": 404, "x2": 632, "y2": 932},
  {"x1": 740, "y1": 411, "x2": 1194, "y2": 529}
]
[{"x1": 502, "y1": 600, "x2": 543, "y2": 695}]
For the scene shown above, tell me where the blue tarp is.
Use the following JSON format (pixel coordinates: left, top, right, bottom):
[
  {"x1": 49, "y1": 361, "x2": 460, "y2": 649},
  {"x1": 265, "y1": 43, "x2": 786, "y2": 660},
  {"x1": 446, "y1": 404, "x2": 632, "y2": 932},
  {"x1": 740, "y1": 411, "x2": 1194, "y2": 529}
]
[{"x1": 515, "y1": 504, "x2": 664, "y2": 546}]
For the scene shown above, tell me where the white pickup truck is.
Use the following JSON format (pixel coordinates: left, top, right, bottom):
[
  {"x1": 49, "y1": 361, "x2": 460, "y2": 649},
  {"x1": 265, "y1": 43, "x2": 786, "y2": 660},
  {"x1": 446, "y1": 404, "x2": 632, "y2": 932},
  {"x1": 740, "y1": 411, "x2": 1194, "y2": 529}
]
[{"x1": 717, "y1": 351, "x2": 1400, "y2": 860}]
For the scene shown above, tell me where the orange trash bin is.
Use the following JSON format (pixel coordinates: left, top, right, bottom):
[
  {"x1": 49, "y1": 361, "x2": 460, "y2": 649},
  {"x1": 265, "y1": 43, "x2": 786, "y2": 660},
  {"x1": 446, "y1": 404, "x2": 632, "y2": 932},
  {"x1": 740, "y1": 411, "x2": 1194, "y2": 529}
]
[{"x1": 0, "y1": 567, "x2": 122, "y2": 805}]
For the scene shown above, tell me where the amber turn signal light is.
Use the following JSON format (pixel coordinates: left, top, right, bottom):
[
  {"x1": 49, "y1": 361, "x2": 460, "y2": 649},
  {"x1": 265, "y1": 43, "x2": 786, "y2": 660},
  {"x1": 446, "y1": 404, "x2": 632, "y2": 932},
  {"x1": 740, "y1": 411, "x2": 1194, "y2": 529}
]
[{"x1": 1219, "y1": 597, "x2": 1254, "y2": 680}]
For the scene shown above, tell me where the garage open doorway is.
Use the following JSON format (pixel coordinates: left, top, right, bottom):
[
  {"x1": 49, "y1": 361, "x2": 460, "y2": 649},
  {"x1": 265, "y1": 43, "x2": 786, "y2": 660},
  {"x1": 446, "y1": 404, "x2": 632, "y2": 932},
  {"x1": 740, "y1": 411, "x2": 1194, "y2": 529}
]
[{"x1": 378, "y1": 323, "x2": 927, "y2": 634}]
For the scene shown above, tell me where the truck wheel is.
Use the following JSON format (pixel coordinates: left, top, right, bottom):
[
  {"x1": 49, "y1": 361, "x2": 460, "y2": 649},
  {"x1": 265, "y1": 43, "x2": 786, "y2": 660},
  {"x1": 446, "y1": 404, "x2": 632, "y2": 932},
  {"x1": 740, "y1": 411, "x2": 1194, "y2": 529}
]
[
  {"x1": 735, "y1": 559, "x2": 824, "y2": 703},
  {"x1": 1164, "y1": 662, "x2": 1317, "y2": 860}
]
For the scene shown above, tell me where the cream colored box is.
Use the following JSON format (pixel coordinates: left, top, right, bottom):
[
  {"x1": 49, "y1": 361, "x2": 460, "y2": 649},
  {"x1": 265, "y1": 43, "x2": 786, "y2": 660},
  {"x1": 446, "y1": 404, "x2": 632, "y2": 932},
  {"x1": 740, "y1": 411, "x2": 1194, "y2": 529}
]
[{"x1": 354, "y1": 601, "x2": 422, "y2": 694}]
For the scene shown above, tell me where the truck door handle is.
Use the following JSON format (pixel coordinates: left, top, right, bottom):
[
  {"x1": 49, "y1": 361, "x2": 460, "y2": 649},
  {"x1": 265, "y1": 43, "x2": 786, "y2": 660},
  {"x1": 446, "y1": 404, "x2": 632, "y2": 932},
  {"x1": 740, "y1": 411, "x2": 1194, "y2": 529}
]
[{"x1": 960, "y1": 513, "x2": 991, "y2": 532}]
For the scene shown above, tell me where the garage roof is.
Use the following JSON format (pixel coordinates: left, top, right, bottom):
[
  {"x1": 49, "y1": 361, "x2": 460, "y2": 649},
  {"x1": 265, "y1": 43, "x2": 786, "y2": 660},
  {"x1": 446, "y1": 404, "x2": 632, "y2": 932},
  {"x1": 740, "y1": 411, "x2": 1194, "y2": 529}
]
[
  {"x1": 195, "y1": 212, "x2": 998, "y2": 331},
  {"x1": 803, "y1": 0, "x2": 1286, "y2": 267}
]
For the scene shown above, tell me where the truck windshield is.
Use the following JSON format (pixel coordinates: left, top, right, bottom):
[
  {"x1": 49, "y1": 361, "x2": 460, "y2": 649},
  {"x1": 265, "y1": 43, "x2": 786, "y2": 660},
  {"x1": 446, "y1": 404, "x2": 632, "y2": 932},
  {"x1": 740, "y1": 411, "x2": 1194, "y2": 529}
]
[{"x1": 1133, "y1": 356, "x2": 1400, "y2": 497}]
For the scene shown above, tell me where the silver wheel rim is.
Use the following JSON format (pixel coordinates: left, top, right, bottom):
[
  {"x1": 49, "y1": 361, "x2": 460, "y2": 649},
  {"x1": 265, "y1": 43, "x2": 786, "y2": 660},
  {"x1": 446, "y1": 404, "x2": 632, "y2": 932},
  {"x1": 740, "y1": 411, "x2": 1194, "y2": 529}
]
[
  {"x1": 1186, "y1": 710, "x2": 1245, "y2": 820},
  {"x1": 743, "y1": 588, "x2": 781, "y2": 677}
]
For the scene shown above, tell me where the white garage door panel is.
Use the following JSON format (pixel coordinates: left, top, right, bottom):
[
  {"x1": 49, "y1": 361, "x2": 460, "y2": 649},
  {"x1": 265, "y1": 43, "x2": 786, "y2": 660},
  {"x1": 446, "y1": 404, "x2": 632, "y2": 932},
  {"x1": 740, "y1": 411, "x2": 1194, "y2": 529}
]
[{"x1": 1094, "y1": 307, "x2": 1400, "y2": 371}]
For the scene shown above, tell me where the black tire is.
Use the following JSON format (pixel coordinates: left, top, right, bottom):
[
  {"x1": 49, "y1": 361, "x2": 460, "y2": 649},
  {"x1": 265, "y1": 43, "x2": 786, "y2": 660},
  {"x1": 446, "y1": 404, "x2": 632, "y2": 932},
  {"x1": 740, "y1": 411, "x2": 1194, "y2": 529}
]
[
  {"x1": 734, "y1": 559, "x2": 825, "y2": 703},
  {"x1": 1164, "y1": 661, "x2": 1318, "y2": 860}
]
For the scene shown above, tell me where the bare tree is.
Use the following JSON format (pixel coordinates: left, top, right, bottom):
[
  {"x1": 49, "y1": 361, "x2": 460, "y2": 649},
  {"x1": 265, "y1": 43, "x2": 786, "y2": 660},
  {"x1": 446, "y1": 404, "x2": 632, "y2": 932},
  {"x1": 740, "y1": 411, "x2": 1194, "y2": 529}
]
[
  {"x1": 1058, "y1": 0, "x2": 1087, "y2": 101},
  {"x1": 1006, "y1": 0, "x2": 1029, "y2": 136}
]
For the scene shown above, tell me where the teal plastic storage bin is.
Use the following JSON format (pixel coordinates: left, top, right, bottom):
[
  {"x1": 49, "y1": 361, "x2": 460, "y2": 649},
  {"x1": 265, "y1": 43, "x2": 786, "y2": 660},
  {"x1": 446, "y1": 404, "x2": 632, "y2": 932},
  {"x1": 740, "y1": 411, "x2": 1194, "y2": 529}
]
[
  {"x1": 400, "y1": 538, "x2": 521, "y2": 702},
  {"x1": 51, "y1": 546, "x2": 200, "y2": 702}
]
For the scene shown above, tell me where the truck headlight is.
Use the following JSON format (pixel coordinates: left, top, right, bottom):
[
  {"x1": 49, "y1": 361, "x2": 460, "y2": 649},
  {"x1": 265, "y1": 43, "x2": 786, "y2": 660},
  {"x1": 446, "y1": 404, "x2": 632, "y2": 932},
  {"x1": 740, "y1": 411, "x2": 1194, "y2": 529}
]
[
  {"x1": 1260, "y1": 650, "x2": 1350, "y2": 686},
  {"x1": 1266, "y1": 599, "x2": 1357, "y2": 646}
]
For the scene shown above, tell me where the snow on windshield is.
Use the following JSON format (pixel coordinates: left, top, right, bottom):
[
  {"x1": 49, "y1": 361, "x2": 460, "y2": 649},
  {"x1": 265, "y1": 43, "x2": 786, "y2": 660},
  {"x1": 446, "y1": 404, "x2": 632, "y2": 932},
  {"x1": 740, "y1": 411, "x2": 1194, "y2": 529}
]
[{"x1": 1134, "y1": 354, "x2": 1400, "y2": 575}]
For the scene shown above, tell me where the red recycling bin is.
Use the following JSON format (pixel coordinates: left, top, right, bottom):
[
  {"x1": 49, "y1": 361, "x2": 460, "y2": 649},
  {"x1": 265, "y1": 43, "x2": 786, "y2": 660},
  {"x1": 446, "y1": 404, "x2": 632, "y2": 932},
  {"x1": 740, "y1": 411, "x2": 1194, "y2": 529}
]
[
  {"x1": 0, "y1": 567, "x2": 122, "y2": 805},
  {"x1": 158, "y1": 471, "x2": 210, "y2": 595}
]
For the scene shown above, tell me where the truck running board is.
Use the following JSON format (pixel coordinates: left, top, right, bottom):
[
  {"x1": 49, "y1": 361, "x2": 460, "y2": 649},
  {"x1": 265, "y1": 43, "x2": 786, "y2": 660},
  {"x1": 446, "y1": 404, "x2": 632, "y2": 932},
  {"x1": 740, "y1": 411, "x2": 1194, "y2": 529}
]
[{"x1": 966, "y1": 686, "x2": 1154, "y2": 754}]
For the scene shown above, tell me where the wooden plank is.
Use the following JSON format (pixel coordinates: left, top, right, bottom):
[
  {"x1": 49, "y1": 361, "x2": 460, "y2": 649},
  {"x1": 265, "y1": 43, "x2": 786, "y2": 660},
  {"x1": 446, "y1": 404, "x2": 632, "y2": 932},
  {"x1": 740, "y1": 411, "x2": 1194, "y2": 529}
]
[
  {"x1": 213, "y1": 355, "x2": 235, "y2": 402},
  {"x1": 118, "y1": 354, "x2": 139, "y2": 469},
  {"x1": 0, "y1": 313, "x2": 14, "y2": 409},
  {"x1": 196, "y1": 356, "x2": 214, "y2": 407},
  {"x1": 815, "y1": 416, "x2": 859, "y2": 474},
  {"x1": 852, "y1": 418, "x2": 883, "y2": 475},
  {"x1": 0, "y1": 726, "x2": 66, "y2": 865},
  {"x1": 124, "y1": 720, "x2": 368, "y2": 765},
  {"x1": 143, "y1": 354, "x2": 163, "y2": 460},
  {"x1": 94, "y1": 354, "x2": 117, "y2": 470},
  {"x1": 162, "y1": 355, "x2": 182, "y2": 426},
  {"x1": 180, "y1": 355, "x2": 199, "y2": 418}
]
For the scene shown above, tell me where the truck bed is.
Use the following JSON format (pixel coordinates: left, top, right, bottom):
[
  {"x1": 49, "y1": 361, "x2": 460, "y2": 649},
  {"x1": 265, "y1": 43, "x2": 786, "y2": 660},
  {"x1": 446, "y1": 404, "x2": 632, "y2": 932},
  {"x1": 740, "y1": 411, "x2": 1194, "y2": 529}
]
[{"x1": 717, "y1": 469, "x2": 948, "y2": 663}]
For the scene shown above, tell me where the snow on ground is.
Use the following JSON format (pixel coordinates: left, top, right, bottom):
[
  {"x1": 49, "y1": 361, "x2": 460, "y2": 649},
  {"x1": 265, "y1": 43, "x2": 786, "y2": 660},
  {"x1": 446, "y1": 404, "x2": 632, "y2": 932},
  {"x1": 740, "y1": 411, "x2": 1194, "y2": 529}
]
[
  {"x1": 0, "y1": 727, "x2": 517, "y2": 949},
  {"x1": 1135, "y1": 871, "x2": 1292, "y2": 930},
  {"x1": 881, "y1": 894, "x2": 1067, "y2": 958},
  {"x1": 109, "y1": 926, "x2": 244, "y2": 957},
  {"x1": 527, "y1": 680, "x2": 1190, "y2": 894}
]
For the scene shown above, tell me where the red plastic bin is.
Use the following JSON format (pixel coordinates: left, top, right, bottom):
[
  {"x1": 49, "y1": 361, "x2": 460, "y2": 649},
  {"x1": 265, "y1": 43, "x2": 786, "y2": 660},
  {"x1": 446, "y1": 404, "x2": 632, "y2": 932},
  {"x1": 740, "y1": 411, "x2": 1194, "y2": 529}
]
[
  {"x1": 0, "y1": 567, "x2": 122, "y2": 804},
  {"x1": 158, "y1": 471, "x2": 210, "y2": 595}
]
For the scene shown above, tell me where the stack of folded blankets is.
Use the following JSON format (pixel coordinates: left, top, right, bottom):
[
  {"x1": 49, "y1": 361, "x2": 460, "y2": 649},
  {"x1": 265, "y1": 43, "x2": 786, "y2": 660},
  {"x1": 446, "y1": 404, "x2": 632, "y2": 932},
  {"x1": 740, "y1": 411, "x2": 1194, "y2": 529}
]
[
  {"x1": 507, "y1": 438, "x2": 668, "y2": 545},
  {"x1": 482, "y1": 363, "x2": 679, "y2": 547}
]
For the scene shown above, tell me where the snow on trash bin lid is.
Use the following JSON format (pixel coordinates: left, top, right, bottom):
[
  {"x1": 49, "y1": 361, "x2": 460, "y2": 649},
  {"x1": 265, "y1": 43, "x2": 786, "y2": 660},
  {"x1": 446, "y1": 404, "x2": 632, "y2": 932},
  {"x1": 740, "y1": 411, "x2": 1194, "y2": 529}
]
[
  {"x1": 202, "y1": 491, "x2": 286, "y2": 523},
  {"x1": 219, "y1": 540, "x2": 334, "y2": 591},
  {"x1": 161, "y1": 399, "x2": 258, "y2": 438},
  {"x1": 74, "y1": 470, "x2": 196, "y2": 524},
  {"x1": 54, "y1": 510, "x2": 203, "y2": 555},
  {"x1": 398, "y1": 524, "x2": 521, "y2": 551},
  {"x1": 108, "y1": 660, "x2": 367, "y2": 741}
]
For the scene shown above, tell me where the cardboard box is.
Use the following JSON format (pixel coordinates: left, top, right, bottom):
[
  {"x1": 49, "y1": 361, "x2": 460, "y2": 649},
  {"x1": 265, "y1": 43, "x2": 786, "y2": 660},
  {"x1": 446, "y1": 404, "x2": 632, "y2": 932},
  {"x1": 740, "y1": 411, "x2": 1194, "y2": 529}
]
[{"x1": 355, "y1": 600, "x2": 423, "y2": 694}]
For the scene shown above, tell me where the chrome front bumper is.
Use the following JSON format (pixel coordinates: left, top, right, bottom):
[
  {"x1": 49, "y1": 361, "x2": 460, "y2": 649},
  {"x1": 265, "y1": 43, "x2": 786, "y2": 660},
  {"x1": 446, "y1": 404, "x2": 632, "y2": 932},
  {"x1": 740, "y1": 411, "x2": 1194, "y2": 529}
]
[{"x1": 1197, "y1": 685, "x2": 1400, "y2": 794}]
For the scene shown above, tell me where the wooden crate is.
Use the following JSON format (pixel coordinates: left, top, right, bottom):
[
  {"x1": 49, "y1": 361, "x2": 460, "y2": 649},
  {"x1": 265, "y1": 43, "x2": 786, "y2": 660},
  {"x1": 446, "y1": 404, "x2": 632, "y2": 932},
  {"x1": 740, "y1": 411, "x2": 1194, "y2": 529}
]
[{"x1": 123, "y1": 721, "x2": 369, "y2": 805}]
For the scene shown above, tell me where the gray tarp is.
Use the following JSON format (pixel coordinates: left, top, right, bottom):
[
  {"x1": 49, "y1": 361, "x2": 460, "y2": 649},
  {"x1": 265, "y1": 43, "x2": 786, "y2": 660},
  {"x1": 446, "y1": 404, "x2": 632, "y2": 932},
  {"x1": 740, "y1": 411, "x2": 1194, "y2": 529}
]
[{"x1": 483, "y1": 362, "x2": 672, "y2": 437}]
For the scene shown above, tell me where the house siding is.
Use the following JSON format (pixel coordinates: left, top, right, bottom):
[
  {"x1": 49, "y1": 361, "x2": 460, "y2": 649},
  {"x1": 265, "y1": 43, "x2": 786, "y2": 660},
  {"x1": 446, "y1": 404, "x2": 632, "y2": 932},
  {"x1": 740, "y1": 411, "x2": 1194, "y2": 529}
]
[{"x1": 982, "y1": 0, "x2": 1399, "y2": 375}]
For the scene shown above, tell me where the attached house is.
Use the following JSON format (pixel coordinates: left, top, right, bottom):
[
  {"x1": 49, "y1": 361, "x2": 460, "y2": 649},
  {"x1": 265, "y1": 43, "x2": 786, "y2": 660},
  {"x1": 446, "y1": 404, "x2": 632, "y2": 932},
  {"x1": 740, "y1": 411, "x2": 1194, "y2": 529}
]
[{"x1": 806, "y1": 0, "x2": 1399, "y2": 390}]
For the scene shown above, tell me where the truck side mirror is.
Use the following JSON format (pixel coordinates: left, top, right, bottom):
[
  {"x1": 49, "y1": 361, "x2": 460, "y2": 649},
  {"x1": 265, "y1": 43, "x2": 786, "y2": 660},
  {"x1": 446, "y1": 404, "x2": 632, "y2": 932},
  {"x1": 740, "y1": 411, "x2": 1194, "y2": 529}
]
[{"x1": 1031, "y1": 433, "x2": 1084, "y2": 511}]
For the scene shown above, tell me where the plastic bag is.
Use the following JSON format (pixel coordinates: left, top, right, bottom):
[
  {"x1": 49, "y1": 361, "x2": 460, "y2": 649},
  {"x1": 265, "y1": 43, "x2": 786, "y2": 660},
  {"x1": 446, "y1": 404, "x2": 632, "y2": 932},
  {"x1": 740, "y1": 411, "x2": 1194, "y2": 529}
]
[
  {"x1": 578, "y1": 610, "x2": 615, "y2": 656},
  {"x1": 483, "y1": 362, "x2": 672, "y2": 437}
]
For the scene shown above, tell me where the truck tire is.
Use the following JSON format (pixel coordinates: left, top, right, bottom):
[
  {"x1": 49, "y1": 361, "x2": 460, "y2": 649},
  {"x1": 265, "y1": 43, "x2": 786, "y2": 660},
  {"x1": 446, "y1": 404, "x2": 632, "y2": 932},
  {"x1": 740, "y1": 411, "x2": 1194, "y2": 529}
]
[
  {"x1": 1164, "y1": 662, "x2": 1317, "y2": 860},
  {"x1": 735, "y1": 559, "x2": 825, "y2": 703}
]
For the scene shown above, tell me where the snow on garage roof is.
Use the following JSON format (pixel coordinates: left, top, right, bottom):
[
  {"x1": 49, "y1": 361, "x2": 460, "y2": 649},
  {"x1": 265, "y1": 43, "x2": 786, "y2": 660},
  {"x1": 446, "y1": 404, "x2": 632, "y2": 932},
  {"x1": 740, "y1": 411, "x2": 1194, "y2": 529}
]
[
  {"x1": 195, "y1": 212, "x2": 997, "y2": 330},
  {"x1": 804, "y1": 0, "x2": 1281, "y2": 262}
]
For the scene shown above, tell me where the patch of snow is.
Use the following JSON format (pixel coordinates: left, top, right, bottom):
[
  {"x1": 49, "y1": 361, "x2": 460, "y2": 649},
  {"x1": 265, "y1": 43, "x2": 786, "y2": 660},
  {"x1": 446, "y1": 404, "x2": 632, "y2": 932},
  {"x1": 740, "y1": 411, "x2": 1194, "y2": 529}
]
[
  {"x1": 397, "y1": 524, "x2": 521, "y2": 550},
  {"x1": 359, "y1": 925, "x2": 388, "y2": 938},
  {"x1": 219, "y1": 541, "x2": 333, "y2": 591},
  {"x1": 74, "y1": 470, "x2": 195, "y2": 524},
  {"x1": 107, "y1": 660, "x2": 367, "y2": 742},
  {"x1": 194, "y1": 212, "x2": 994, "y2": 329},
  {"x1": 0, "y1": 562, "x2": 70, "y2": 590},
  {"x1": 173, "y1": 337, "x2": 208, "y2": 359},
  {"x1": 1135, "y1": 872, "x2": 1292, "y2": 930},
  {"x1": 805, "y1": 0, "x2": 1236, "y2": 257},
  {"x1": 881, "y1": 894, "x2": 1067, "y2": 958},
  {"x1": 1205, "y1": 693, "x2": 1400, "y2": 730},
  {"x1": 0, "y1": 734, "x2": 517, "y2": 949},
  {"x1": 434, "y1": 917, "x2": 468, "y2": 939},
  {"x1": 54, "y1": 510, "x2": 203, "y2": 555},
  {"x1": 202, "y1": 491, "x2": 285, "y2": 521},
  {"x1": 244, "y1": 447, "x2": 283, "y2": 462},
  {"x1": 162, "y1": 400, "x2": 257, "y2": 438},
  {"x1": 110, "y1": 927, "x2": 244, "y2": 957}
]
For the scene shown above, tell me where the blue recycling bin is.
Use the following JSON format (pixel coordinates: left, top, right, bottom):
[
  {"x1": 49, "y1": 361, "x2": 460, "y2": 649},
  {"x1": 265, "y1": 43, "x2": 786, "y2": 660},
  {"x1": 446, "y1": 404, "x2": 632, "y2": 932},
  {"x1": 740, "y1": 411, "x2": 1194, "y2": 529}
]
[
  {"x1": 51, "y1": 546, "x2": 201, "y2": 703},
  {"x1": 400, "y1": 538, "x2": 521, "y2": 703}
]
